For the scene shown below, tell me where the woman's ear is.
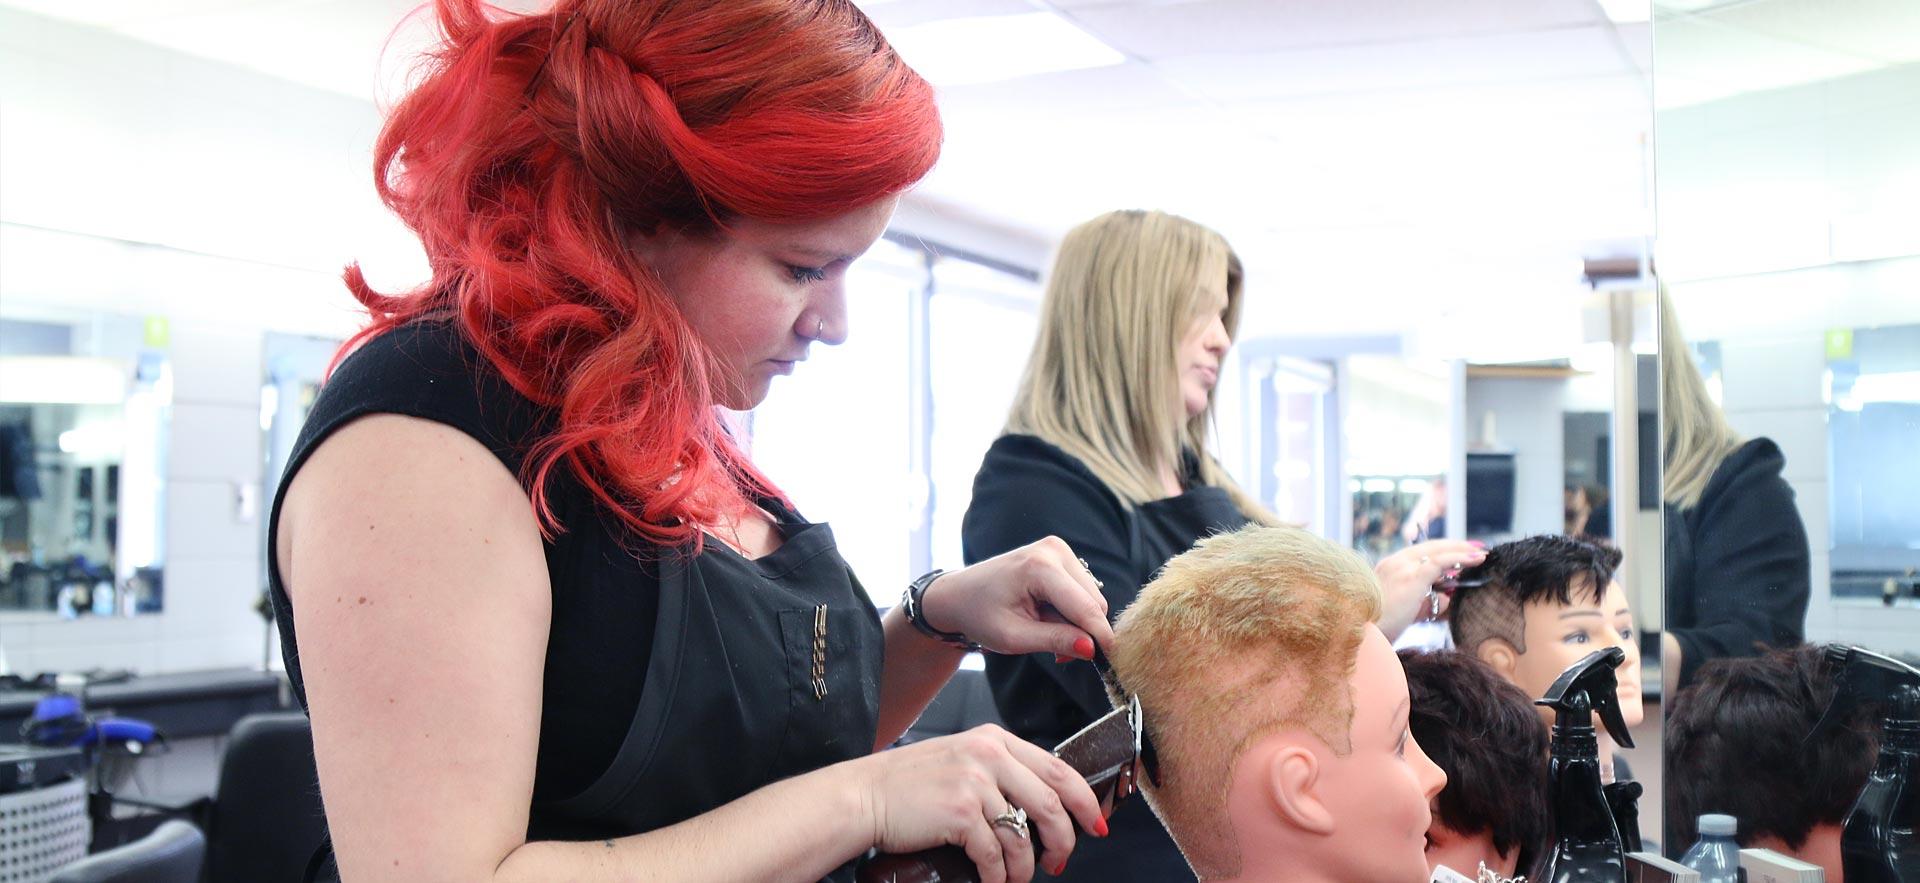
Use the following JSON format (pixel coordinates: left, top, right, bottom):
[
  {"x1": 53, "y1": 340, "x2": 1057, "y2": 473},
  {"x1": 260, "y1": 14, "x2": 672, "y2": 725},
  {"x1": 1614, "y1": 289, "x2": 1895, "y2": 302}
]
[
  {"x1": 1476, "y1": 638, "x2": 1519, "y2": 680},
  {"x1": 1261, "y1": 739, "x2": 1335, "y2": 836}
]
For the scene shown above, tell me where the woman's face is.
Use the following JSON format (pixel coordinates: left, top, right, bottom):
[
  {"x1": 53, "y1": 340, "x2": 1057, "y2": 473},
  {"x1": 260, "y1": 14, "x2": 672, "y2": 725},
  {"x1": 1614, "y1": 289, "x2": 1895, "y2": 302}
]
[
  {"x1": 628, "y1": 197, "x2": 899, "y2": 410},
  {"x1": 1175, "y1": 274, "x2": 1232, "y2": 421}
]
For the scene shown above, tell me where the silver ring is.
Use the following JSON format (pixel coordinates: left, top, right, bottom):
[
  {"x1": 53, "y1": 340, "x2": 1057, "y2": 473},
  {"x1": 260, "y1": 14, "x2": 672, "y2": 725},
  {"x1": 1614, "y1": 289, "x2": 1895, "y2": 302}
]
[{"x1": 990, "y1": 805, "x2": 1029, "y2": 840}]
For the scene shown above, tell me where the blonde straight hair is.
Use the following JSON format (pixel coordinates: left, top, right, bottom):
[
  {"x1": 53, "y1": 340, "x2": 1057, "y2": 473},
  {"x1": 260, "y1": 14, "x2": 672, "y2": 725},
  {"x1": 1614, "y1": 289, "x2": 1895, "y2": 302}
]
[
  {"x1": 1660, "y1": 288, "x2": 1744, "y2": 510},
  {"x1": 1006, "y1": 210, "x2": 1272, "y2": 521}
]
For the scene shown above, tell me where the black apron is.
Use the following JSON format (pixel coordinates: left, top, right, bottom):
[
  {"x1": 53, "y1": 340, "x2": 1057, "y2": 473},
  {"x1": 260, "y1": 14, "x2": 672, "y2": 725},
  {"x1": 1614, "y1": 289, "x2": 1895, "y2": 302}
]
[{"x1": 535, "y1": 511, "x2": 886, "y2": 882}]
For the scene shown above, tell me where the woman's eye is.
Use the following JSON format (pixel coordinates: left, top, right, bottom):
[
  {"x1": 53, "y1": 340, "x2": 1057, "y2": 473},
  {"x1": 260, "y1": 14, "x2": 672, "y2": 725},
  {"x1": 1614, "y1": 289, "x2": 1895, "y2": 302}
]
[{"x1": 787, "y1": 264, "x2": 827, "y2": 284}]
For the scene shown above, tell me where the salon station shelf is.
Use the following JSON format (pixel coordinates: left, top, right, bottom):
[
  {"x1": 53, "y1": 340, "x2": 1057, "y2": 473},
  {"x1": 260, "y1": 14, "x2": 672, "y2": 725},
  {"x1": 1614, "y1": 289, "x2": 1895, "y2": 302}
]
[{"x1": 0, "y1": 668, "x2": 288, "y2": 739}]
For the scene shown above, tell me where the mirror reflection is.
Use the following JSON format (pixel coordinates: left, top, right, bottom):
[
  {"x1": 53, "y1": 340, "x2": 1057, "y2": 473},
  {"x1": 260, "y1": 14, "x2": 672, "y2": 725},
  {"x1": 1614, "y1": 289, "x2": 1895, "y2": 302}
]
[
  {"x1": 1656, "y1": 0, "x2": 1920, "y2": 876},
  {"x1": 0, "y1": 314, "x2": 170, "y2": 617}
]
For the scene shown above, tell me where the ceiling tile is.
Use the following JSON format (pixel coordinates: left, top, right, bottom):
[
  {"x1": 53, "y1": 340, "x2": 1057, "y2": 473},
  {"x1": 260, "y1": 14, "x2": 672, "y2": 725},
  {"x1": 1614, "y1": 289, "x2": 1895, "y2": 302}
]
[
  {"x1": 1149, "y1": 25, "x2": 1636, "y2": 103},
  {"x1": 1060, "y1": 0, "x2": 1605, "y2": 58}
]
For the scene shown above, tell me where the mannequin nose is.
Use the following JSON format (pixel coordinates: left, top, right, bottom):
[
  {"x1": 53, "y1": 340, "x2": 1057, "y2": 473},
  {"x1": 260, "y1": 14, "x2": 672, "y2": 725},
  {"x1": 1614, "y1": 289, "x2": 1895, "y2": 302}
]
[{"x1": 1408, "y1": 734, "x2": 1448, "y2": 799}]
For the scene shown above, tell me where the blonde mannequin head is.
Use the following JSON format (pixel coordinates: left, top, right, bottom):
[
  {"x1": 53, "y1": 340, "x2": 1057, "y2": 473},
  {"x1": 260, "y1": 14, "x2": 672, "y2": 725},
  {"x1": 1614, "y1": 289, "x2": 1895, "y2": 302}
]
[{"x1": 1111, "y1": 526, "x2": 1446, "y2": 881}]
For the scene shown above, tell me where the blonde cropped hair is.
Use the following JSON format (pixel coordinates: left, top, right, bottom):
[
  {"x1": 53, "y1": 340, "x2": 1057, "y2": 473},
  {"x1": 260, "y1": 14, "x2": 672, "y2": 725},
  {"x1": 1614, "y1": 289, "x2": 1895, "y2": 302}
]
[
  {"x1": 1660, "y1": 289, "x2": 1744, "y2": 510},
  {"x1": 1006, "y1": 209, "x2": 1271, "y2": 520},
  {"x1": 1110, "y1": 526, "x2": 1383, "y2": 878}
]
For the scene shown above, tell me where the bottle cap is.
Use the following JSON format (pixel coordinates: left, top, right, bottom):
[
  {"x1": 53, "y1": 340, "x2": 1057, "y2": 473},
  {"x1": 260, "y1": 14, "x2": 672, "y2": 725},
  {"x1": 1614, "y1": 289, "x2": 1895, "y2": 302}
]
[{"x1": 1698, "y1": 813, "x2": 1736, "y2": 836}]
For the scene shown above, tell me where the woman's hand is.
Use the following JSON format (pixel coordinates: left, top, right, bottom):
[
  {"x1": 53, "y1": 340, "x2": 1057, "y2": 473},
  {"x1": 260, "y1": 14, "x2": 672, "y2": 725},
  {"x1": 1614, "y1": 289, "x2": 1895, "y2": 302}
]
[
  {"x1": 844, "y1": 724, "x2": 1108, "y2": 883},
  {"x1": 919, "y1": 536, "x2": 1113, "y2": 660},
  {"x1": 1374, "y1": 539, "x2": 1487, "y2": 640}
]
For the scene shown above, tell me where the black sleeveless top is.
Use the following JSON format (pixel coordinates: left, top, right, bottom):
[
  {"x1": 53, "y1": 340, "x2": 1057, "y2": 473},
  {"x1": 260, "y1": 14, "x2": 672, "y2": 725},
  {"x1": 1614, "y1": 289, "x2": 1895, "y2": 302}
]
[
  {"x1": 267, "y1": 320, "x2": 884, "y2": 878},
  {"x1": 962, "y1": 434, "x2": 1252, "y2": 883}
]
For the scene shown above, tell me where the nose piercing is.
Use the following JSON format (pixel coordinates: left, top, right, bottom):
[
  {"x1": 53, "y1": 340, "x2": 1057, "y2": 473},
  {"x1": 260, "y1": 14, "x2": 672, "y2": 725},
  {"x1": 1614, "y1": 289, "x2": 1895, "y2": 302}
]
[{"x1": 815, "y1": 317, "x2": 824, "y2": 338}]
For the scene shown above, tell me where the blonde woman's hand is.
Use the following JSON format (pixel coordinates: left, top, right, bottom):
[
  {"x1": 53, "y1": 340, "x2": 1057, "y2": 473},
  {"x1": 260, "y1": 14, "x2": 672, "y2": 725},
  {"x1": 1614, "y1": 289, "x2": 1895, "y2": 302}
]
[
  {"x1": 842, "y1": 724, "x2": 1107, "y2": 883},
  {"x1": 918, "y1": 537, "x2": 1114, "y2": 660},
  {"x1": 1374, "y1": 540, "x2": 1487, "y2": 640}
]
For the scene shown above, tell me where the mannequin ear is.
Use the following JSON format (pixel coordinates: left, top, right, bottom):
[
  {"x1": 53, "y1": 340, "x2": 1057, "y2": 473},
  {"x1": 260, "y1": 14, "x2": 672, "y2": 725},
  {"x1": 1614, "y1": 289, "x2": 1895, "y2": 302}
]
[
  {"x1": 1476, "y1": 638, "x2": 1519, "y2": 680},
  {"x1": 1262, "y1": 741, "x2": 1335, "y2": 836}
]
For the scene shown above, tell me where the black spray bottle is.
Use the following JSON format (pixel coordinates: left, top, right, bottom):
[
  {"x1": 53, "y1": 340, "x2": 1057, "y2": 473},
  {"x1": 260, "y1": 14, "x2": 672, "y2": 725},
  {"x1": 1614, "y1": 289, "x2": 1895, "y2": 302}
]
[
  {"x1": 1535, "y1": 647, "x2": 1635, "y2": 883},
  {"x1": 1806, "y1": 645, "x2": 1920, "y2": 883}
]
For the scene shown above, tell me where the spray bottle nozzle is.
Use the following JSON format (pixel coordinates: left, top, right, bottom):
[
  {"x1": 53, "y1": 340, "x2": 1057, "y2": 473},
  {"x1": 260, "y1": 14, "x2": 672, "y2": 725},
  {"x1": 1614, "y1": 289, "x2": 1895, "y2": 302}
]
[
  {"x1": 1805, "y1": 644, "x2": 1920, "y2": 752},
  {"x1": 1535, "y1": 647, "x2": 1634, "y2": 749}
]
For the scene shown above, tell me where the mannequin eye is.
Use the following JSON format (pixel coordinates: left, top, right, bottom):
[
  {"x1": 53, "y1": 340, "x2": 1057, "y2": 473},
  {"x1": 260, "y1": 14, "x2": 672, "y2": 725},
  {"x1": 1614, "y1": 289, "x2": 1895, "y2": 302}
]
[
  {"x1": 1562, "y1": 631, "x2": 1591, "y2": 645},
  {"x1": 1618, "y1": 625, "x2": 1635, "y2": 641}
]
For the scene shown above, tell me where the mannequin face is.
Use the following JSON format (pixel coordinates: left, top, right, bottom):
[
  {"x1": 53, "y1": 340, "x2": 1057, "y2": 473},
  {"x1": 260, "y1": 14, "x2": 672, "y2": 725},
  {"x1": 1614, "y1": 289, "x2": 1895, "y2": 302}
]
[
  {"x1": 1228, "y1": 626, "x2": 1448, "y2": 883},
  {"x1": 1424, "y1": 820, "x2": 1519, "y2": 881},
  {"x1": 1477, "y1": 579, "x2": 1644, "y2": 727}
]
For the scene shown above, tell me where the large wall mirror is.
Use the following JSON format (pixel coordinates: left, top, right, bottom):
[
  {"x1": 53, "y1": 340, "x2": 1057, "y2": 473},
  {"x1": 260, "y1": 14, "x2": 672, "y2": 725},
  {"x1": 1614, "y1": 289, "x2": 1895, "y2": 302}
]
[
  {"x1": 1655, "y1": 0, "x2": 1920, "y2": 870},
  {"x1": 0, "y1": 310, "x2": 170, "y2": 617}
]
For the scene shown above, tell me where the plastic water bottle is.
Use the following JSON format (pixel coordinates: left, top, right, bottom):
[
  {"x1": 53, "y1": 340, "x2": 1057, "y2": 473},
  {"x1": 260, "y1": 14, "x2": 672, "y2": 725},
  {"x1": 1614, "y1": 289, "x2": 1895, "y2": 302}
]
[{"x1": 1678, "y1": 813, "x2": 1741, "y2": 883}]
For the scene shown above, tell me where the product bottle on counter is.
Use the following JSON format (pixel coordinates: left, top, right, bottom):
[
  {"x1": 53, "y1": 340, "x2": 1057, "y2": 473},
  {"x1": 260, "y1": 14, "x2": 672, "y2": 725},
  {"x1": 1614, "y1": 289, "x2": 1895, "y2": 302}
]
[
  {"x1": 1535, "y1": 647, "x2": 1635, "y2": 883},
  {"x1": 1677, "y1": 814, "x2": 1739, "y2": 883}
]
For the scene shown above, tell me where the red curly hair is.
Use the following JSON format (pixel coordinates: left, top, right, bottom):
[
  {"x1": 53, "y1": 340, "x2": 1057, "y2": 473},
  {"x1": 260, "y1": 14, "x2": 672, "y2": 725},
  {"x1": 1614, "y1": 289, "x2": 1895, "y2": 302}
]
[{"x1": 340, "y1": 0, "x2": 941, "y2": 548}]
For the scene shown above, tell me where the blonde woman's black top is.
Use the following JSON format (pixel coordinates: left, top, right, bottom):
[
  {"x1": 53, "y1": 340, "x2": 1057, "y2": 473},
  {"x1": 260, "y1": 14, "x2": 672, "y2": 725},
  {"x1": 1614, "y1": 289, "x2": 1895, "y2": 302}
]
[
  {"x1": 1664, "y1": 437, "x2": 1811, "y2": 688},
  {"x1": 962, "y1": 433, "x2": 1251, "y2": 883}
]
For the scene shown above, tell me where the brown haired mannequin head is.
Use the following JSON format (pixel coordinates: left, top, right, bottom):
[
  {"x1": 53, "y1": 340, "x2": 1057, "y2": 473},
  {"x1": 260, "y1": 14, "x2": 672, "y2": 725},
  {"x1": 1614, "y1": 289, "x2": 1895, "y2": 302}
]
[{"x1": 1111, "y1": 526, "x2": 1448, "y2": 882}]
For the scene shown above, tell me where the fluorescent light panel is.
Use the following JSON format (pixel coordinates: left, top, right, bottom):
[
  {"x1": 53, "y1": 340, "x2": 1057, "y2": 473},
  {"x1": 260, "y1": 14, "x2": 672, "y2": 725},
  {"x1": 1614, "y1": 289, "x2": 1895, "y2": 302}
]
[
  {"x1": 887, "y1": 12, "x2": 1125, "y2": 87},
  {"x1": 1599, "y1": 0, "x2": 1651, "y2": 23},
  {"x1": 0, "y1": 357, "x2": 127, "y2": 405}
]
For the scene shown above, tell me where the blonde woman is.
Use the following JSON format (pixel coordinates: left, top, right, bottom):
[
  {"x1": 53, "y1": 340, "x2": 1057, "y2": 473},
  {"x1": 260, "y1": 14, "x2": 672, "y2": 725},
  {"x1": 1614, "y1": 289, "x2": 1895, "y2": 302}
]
[
  {"x1": 1659, "y1": 291, "x2": 1809, "y2": 689},
  {"x1": 960, "y1": 210, "x2": 1483, "y2": 883}
]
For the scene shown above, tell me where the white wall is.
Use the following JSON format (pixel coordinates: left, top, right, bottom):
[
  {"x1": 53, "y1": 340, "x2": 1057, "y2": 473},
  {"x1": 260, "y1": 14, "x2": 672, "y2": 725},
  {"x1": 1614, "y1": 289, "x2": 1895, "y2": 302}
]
[{"x1": 1464, "y1": 376, "x2": 1568, "y2": 540}]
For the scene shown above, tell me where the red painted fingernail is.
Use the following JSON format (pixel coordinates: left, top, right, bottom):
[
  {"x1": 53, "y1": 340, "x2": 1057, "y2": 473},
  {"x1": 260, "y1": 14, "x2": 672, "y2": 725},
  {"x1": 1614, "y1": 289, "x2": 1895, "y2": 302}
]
[
  {"x1": 1094, "y1": 817, "x2": 1110, "y2": 837},
  {"x1": 1073, "y1": 636, "x2": 1095, "y2": 660},
  {"x1": 1051, "y1": 860, "x2": 1067, "y2": 875},
  {"x1": 1055, "y1": 654, "x2": 1073, "y2": 664},
  {"x1": 1468, "y1": 540, "x2": 1487, "y2": 549}
]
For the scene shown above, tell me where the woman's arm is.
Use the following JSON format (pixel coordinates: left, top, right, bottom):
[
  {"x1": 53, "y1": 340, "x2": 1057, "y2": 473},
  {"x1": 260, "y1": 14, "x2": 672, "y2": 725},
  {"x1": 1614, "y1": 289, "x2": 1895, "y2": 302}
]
[
  {"x1": 287, "y1": 416, "x2": 1104, "y2": 883},
  {"x1": 872, "y1": 542, "x2": 1115, "y2": 749},
  {"x1": 283, "y1": 416, "x2": 859, "y2": 882}
]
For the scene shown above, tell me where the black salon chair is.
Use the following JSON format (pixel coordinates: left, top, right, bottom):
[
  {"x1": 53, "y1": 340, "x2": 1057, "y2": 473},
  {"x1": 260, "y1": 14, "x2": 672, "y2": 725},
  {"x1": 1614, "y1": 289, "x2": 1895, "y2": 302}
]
[
  {"x1": 48, "y1": 819, "x2": 204, "y2": 883},
  {"x1": 201, "y1": 712, "x2": 328, "y2": 883},
  {"x1": 901, "y1": 667, "x2": 1004, "y2": 744}
]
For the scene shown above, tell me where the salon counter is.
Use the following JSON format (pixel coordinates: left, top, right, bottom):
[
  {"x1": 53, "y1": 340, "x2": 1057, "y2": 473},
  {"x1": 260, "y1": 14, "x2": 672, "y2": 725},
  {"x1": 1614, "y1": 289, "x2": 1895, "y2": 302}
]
[{"x1": 0, "y1": 668, "x2": 289, "y2": 739}]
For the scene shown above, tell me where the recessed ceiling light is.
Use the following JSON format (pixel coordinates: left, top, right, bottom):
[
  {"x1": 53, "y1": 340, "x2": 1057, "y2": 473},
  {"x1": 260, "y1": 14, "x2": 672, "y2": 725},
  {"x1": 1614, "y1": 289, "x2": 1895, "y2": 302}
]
[{"x1": 885, "y1": 12, "x2": 1125, "y2": 87}]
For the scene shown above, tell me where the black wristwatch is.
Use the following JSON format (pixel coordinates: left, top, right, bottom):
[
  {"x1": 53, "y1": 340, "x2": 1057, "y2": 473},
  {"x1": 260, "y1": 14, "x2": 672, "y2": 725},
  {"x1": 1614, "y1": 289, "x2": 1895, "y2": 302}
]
[{"x1": 902, "y1": 569, "x2": 982, "y2": 653}]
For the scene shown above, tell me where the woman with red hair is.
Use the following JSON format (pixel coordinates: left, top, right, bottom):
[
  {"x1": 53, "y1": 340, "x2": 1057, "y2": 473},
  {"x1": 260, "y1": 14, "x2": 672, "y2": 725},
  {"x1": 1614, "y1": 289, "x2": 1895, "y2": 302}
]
[{"x1": 268, "y1": 2, "x2": 1111, "y2": 881}]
